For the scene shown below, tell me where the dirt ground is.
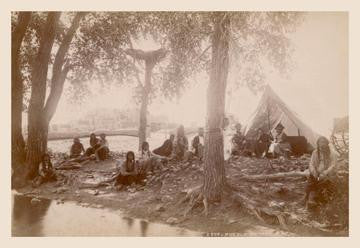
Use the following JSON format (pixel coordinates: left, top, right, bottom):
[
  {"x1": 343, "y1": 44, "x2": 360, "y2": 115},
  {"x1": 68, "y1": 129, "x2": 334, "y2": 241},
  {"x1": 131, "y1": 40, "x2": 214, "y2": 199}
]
[{"x1": 17, "y1": 152, "x2": 349, "y2": 237}]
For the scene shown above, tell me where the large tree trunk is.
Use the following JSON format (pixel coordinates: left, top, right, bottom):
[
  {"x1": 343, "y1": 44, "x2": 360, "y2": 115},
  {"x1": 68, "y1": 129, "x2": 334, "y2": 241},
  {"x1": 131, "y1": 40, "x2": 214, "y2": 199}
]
[
  {"x1": 26, "y1": 117, "x2": 50, "y2": 178},
  {"x1": 26, "y1": 12, "x2": 60, "y2": 179},
  {"x1": 203, "y1": 13, "x2": 230, "y2": 202},
  {"x1": 26, "y1": 13, "x2": 84, "y2": 179},
  {"x1": 11, "y1": 12, "x2": 31, "y2": 187}
]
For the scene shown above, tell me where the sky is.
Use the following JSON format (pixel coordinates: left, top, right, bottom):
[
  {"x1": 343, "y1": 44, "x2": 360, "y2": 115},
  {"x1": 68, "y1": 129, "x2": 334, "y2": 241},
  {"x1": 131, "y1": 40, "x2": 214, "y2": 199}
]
[{"x1": 51, "y1": 12, "x2": 348, "y2": 137}]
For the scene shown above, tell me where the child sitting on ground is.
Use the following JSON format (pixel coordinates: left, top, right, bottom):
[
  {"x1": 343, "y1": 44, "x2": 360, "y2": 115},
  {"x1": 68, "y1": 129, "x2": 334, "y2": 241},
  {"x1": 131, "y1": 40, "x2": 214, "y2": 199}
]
[{"x1": 32, "y1": 153, "x2": 57, "y2": 187}]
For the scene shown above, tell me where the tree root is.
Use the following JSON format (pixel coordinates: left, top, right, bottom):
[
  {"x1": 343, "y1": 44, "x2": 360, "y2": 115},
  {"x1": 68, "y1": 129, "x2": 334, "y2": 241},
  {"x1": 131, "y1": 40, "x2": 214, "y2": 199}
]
[
  {"x1": 230, "y1": 187, "x2": 289, "y2": 230},
  {"x1": 202, "y1": 197, "x2": 209, "y2": 216},
  {"x1": 180, "y1": 185, "x2": 204, "y2": 217},
  {"x1": 178, "y1": 183, "x2": 290, "y2": 230}
]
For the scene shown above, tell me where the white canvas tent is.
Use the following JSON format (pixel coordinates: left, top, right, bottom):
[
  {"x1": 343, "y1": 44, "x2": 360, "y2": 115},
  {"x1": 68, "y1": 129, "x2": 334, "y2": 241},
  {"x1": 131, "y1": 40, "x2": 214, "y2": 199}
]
[{"x1": 244, "y1": 85, "x2": 319, "y2": 147}]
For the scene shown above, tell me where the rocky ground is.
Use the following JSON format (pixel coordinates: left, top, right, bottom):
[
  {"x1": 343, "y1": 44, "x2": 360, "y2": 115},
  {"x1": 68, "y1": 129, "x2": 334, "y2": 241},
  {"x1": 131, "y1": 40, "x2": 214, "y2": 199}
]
[{"x1": 17, "y1": 151, "x2": 349, "y2": 237}]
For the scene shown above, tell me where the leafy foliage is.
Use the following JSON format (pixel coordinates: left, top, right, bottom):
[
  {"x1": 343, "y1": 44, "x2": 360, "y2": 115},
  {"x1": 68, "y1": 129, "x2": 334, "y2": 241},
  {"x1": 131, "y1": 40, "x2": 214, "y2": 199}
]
[
  {"x1": 229, "y1": 12, "x2": 304, "y2": 94},
  {"x1": 14, "y1": 11, "x2": 304, "y2": 110}
]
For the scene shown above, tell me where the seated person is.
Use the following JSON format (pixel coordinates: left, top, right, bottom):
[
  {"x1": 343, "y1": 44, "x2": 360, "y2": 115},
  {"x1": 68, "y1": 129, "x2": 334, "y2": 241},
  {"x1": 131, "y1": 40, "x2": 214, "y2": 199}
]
[
  {"x1": 138, "y1": 141, "x2": 164, "y2": 173},
  {"x1": 140, "y1": 141, "x2": 152, "y2": 160},
  {"x1": 191, "y1": 127, "x2": 205, "y2": 160},
  {"x1": 95, "y1": 133, "x2": 109, "y2": 162},
  {"x1": 114, "y1": 151, "x2": 145, "y2": 189},
  {"x1": 70, "y1": 137, "x2": 85, "y2": 158},
  {"x1": 32, "y1": 153, "x2": 57, "y2": 187},
  {"x1": 231, "y1": 123, "x2": 246, "y2": 156},
  {"x1": 304, "y1": 136, "x2": 338, "y2": 208},
  {"x1": 153, "y1": 134, "x2": 175, "y2": 157},
  {"x1": 268, "y1": 123, "x2": 291, "y2": 158},
  {"x1": 242, "y1": 139, "x2": 254, "y2": 157},
  {"x1": 172, "y1": 125, "x2": 189, "y2": 160},
  {"x1": 254, "y1": 128, "x2": 272, "y2": 158},
  {"x1": 85, "y1": 133, "x2": 100, "y2": 157}
]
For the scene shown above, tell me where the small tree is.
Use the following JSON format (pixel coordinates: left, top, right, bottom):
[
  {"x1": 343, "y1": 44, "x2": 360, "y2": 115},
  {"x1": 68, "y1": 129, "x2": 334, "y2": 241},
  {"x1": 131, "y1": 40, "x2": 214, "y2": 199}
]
[
  {"x1": 120, "y1": 12, "x2": 211, "y2": 149},
  {"x1": 125, "y1": 48, "x2": 167, "y2": 150}
]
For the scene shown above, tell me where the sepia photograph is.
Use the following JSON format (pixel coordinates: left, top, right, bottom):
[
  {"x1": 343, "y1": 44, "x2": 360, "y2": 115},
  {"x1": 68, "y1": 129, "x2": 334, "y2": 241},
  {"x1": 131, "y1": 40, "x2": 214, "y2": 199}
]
[{"x1": 7, "y1": 8, "x2": 350, "y2": 238}]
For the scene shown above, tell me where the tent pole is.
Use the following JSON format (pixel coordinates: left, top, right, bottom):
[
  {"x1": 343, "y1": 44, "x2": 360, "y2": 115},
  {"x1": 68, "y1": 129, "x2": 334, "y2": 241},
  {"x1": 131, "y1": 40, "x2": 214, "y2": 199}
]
[{"x1": 266, "y1": 100, "x2": 273, "y2": 139}]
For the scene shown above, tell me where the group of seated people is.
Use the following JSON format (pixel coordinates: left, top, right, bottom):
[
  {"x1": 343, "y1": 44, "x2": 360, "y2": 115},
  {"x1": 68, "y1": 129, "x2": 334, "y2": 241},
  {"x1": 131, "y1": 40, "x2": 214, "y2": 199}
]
[
  {"x1": 67, "y1": 133, "x2": 110, "y2": 162},
  {"x1": 35, "y1": 127, "x2": 337, "y2": 210},
  {"x1": 33, "y1": 133, "x2": 110, "y2": 187},
  {"x1": 33, "y1": 126, "x2": 204, "y2": 187},
  {"x1": 231, "y1": 122, "x2": 339, "y2": 209},
  {"x1": 32, "y1": 124, "x2": 339, "y2": 210},
  {"x1": 111, "y1": 126, "x2": 205, "y2": 189},
  {"x1": 152, "y1": 125, "x2": 204, "y2": 162},
  {"x1": 231, "y1": 122, "x2": 292, "y2": 159}
]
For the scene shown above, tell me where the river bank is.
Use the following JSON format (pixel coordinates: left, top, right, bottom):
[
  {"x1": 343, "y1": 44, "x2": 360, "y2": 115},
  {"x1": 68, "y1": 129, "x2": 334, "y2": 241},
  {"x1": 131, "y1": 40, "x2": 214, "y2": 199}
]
[{"x1": 15, "y1": 153, "x2": 348, "y2": 237}]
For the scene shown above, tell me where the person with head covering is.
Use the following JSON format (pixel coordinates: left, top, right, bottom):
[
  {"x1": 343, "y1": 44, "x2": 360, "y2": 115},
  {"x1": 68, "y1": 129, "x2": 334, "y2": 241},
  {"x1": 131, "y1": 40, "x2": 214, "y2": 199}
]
[
  {"x1": 70, "y1": 137, "x2": 85, "y2": 158},
  {"x1": 268, "y1": 122, "x2": 291, "y2": 158},
  {"x1": 304, "y1": 136, "x2": 338, "y2": 208},
  {"x1": 172, "y1": 125, "x2": 189, "y2": 160},
  {"x1": 153, "y1": 134, "x2": 175, "y2": 157},
  {"x1": 254, "y1": 128, "x2": 272, "y2": 158},
  {"x1": 191, "y1": 127, "x2": 205, "y2": 160},
  {"x1": 32, "y1": 153, "x2": 57, "y2": 187},
  {"x1": 231, "y1": 123, "x2": 246, "y2": 156},
  {"x1": 95, "y1": 133, "x2": 109, "y2": 162}
]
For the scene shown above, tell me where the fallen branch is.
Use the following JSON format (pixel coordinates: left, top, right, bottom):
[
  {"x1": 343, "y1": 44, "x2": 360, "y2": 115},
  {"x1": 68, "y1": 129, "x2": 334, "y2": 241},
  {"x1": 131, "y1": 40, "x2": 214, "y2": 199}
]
[
  {"x1": 237, "y1": 170, "x2": 309, "y2": 181},
  {"x1": 55, "y1": 162, "x2": 82, "y2": 170},
  {"x1": 78, "y1": 182, "x2": 111, "y2": 189}
]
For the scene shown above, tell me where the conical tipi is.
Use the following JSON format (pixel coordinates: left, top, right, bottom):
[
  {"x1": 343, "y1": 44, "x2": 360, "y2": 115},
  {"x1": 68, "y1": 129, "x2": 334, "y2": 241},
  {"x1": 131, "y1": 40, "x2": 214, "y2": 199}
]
[{"x1": 244, "y1": 85, "x2": 319, "y2": 147}]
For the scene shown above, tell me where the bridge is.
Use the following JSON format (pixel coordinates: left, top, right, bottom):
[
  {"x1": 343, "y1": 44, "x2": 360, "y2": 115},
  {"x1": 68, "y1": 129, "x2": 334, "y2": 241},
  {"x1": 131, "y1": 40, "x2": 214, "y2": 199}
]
[
  {"x1": 47, "y1": 130, "x2": 139, "y2": 141},
  {"x1": 47, "y1": 127, "x2": 200, "y2": 141}
]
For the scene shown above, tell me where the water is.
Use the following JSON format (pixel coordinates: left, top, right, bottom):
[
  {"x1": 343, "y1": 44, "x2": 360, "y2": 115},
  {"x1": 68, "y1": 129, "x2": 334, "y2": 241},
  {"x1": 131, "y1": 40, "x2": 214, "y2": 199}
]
[
  {"x1": 48, "y1": 132, "x2": 175, "y2": 154},
  {"x1": 11, "y1": 194, "x2": 200, "y2": 237},
  {"x1": 48, "y1": 131, "x2": 232, "y2": 158}
]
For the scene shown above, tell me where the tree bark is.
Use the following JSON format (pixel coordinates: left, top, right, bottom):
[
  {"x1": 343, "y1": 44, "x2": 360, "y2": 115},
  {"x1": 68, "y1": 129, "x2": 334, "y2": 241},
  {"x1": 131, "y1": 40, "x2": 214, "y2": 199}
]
[
  {"x1": 203, "y1": 12, "x2": 230, "y2": 202},
  {"x1": 25, "y1": 13, "x2": 85, "y2": 179},
  {"x1": 11, "y1": 12, "x2": 31, "y2": 187},
  {"x1": 26, "y1": 12, "x2": 60, "y2": 179},
  {"x1": 12, "y1": 12, "x2": 31, "y2": 163}
]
